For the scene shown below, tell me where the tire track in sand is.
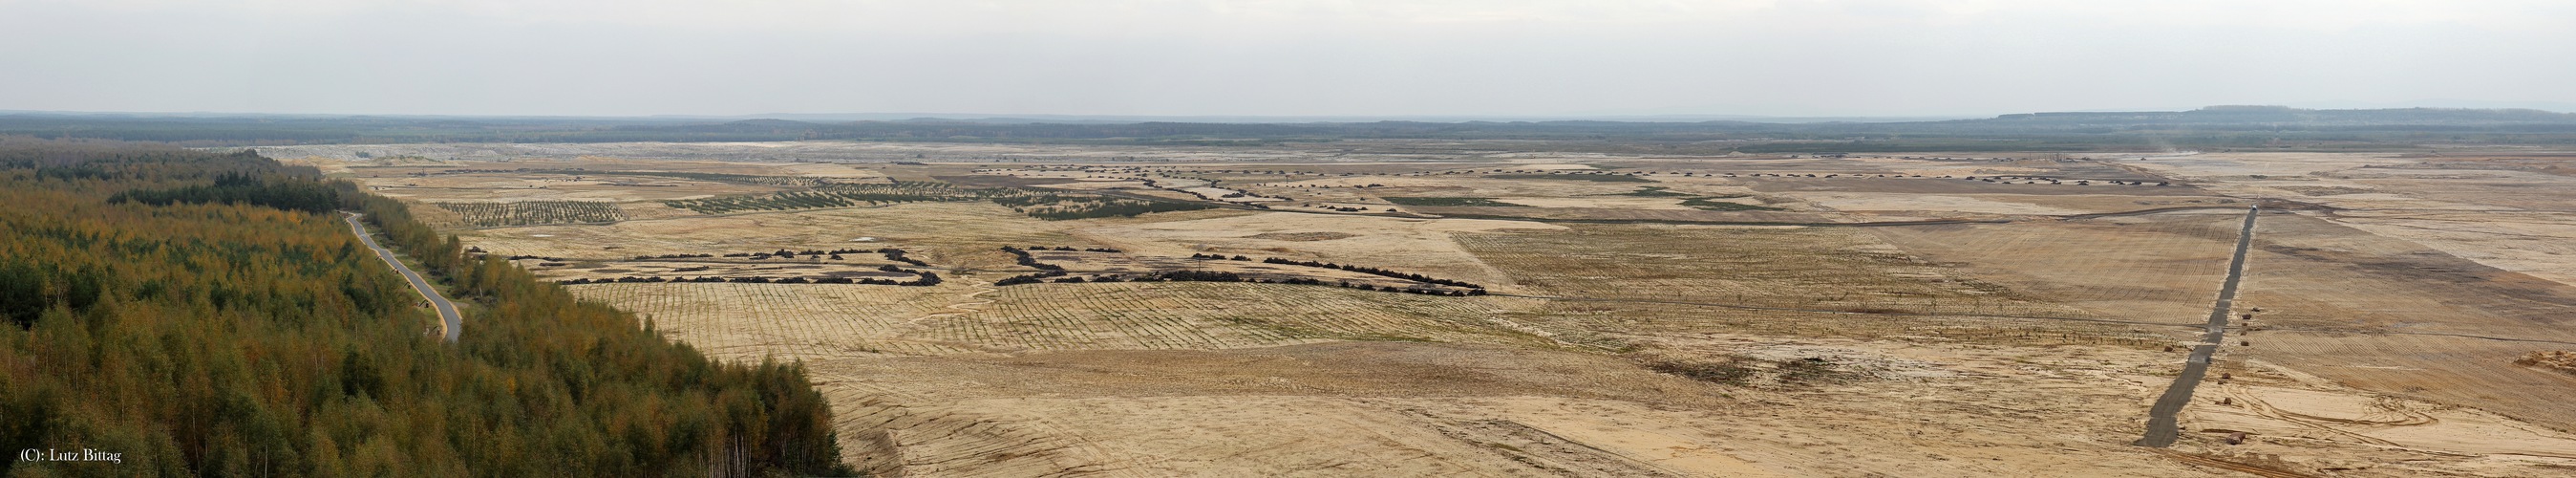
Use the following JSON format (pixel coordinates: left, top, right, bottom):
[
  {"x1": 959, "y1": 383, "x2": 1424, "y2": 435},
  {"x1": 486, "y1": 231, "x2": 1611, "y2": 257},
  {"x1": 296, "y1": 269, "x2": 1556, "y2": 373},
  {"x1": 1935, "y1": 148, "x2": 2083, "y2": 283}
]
[{"x1": 894, "y1": 281, "x2": 1017, "y2": 353}]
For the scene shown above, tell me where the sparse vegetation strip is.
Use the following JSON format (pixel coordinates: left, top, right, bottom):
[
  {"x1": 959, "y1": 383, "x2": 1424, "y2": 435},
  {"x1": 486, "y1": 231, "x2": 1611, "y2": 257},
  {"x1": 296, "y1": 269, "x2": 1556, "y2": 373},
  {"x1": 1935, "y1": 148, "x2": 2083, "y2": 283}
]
[
  {"x1": 661, "y1": 180, "x2": 1221, "y2": 220},
  {"x1": 555, "y1": 248, "x2": 943, "y2": 286},
  {"x1": 661, "y1": 181, "x2": 984, "y2": 214},
  {"x1": 1233, "y1": 255, "x2": 1488, "y2": 291},
  {"x1": 430, "y1": 200, "x2": 627, "y2": 227},
  {"x1": 991, "y1": 247, "x2": 1486, "y2": 295},
  {"x1": 566, "y1": 170, "x2": 837, "y2": 186},
  {"x1": 1677, "y1": 197, "x2": 1788, "y2": 211},
  {"x1": 1384, "y1": 197, "x2": 1526, "y2": 207},
  {"x1": 2058, "y1": 206, "x2": 2259, "y2": 220},
  {"x1": 1486, "y1": 173, "x2": 1652, "y2": 183},
  {"x1": 1486, "y1": 293, "x2": 2201, "y2": 330},
  {"x1": 1431, "y1": 212, "x2": 2011, "y2": 227},
  {"x1": 1613, "y1": 186, "x2": 1697, "y2": 197}
]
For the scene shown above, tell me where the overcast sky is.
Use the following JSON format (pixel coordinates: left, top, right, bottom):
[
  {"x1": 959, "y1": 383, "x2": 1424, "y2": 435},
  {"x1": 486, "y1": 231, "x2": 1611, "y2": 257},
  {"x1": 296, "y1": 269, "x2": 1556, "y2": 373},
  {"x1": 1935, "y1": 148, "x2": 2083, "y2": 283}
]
[{"x1": 3, "y1": 0, "x2": 2571, "y2": 118}]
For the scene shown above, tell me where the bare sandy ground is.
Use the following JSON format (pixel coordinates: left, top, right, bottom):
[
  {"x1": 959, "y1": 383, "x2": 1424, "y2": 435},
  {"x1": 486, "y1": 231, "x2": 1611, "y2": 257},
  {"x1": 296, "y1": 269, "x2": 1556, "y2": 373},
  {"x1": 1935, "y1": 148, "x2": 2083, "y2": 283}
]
[
  {"x1": 805, "y1": 336, "x2": 2576, "y2": 477},
  {"x1": 373, "y1": 146, "x2": 2576, "y2": 476},
  {"x1": 2131, "y1": 152, "x2": 2576, "y2": 289},
  {"x1": 1868, "y1": 213, "x2": 2238, "y2": 325}
]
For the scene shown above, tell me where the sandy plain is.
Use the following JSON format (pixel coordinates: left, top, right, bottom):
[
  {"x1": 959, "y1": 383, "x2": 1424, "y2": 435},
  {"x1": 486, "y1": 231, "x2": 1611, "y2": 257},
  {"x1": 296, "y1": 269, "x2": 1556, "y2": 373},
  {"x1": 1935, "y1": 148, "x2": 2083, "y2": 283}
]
[{"x1": 274, "y1": 142, "x2": 2576, "y2": 477}]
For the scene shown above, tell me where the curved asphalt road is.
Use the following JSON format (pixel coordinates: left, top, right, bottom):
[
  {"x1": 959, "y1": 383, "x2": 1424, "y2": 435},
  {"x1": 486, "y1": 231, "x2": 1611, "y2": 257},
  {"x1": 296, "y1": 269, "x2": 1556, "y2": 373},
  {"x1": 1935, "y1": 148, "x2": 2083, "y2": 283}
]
[
  {"x1": 2135, "y1": 206, "x2": 2260, "y2": 447},
  {"x1": 344, "y1": 212, "x2": 461, "y2": 342}
]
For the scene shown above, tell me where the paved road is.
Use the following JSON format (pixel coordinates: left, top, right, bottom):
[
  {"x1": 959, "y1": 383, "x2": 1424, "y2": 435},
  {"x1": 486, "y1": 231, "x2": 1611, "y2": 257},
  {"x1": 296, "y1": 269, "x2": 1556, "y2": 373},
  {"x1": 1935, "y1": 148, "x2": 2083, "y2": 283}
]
[
  {"x1": 344, "y1": 212, "x2": 461, "y2": 342},
  {"x1": 2136, "y1": 206, "x2": 2260, "y2": 447}
]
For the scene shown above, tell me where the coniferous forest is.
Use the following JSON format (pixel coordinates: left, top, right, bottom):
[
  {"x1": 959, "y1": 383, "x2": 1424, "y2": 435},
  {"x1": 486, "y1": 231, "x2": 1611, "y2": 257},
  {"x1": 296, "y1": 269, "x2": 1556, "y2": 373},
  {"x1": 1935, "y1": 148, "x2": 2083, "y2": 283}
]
[{"x1": 0, "y1": 140, "x2": 843, "y2": 476}]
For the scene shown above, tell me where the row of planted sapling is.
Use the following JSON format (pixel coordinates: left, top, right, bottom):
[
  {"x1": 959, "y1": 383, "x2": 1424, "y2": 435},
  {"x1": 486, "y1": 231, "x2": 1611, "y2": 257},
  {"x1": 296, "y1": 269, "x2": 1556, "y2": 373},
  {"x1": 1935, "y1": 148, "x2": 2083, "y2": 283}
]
[{"x1": 993, "y1": 246, "x2": 1485, "y2": 295}]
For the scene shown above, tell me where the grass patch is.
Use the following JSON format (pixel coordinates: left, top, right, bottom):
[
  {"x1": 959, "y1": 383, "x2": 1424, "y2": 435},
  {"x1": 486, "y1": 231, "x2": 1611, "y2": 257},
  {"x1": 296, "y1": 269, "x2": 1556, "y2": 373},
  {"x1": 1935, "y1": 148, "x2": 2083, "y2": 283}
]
[
  {"x1": 1639, "y1": 355, "x2": 1867, "y2": 388},
  {"x1": 1384, "y1": 196, "x2": 1527, "y2": 207},
  {"x1": 1613, "y1": 186, "x2": 1695, "y2": 197},
  {"x1": 1778, "y1": 358, "x2": 1867, "y2": 384},
  {"x1": 1487, "y1": 174, "x2": 1650, "y2": 183},
  {"x1": 1642, "y1": 358, "x2": 1759, "y2": 385},
  {"x1": 1679, "y1": 197, "x2": 1785, "y2": 211}
]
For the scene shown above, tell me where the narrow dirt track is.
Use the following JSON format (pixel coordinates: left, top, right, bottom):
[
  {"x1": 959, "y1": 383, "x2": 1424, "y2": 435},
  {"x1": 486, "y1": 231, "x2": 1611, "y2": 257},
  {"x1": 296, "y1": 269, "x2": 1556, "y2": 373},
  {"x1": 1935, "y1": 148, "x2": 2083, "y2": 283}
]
[
  {"x1": 1428, "y1": 213, "x2": 2012, "y2": 228},
  {"x1": 2135, "y1": 206, "x2": 2259, "y2": 447},
  {"x1": 345, "y1": 212, "x2": 462, "y2": 342},
  {"x1": 1487, "y1": 293, "x2": 2205, "y2": 330},
  {"x1": 2055, "y1": 206, "x2": 2246, "y2": 220}
]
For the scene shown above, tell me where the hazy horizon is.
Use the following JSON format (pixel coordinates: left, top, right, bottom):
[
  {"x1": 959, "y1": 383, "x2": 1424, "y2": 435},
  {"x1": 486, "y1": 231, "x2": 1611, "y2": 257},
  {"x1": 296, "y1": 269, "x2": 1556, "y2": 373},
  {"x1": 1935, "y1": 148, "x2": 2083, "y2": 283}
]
[
  {"x1": 7, "y1": 101, "x2": 2576, "y2": 123},
  {"x1": 5, "y1": 1, "x2": 2572, "y2": 118}
]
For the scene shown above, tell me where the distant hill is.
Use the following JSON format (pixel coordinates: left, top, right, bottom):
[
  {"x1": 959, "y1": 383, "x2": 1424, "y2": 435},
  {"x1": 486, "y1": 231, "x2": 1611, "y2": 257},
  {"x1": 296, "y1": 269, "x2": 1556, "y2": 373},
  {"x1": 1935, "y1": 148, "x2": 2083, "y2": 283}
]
[{"x1": 1989, "y1": 105, "x2": 2576, "y2": 126}]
